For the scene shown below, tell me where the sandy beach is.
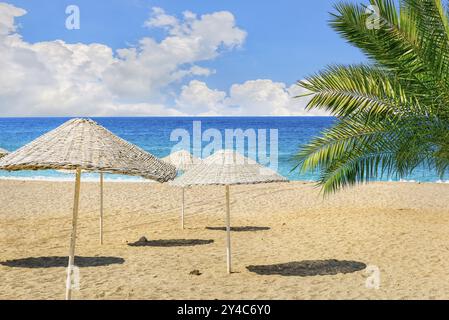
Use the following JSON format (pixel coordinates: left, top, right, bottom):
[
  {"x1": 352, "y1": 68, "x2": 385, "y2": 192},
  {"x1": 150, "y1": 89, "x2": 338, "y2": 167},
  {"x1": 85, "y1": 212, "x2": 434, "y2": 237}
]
[{"x1": 1, "y1": 179, "x2": 449, "y2": 300}]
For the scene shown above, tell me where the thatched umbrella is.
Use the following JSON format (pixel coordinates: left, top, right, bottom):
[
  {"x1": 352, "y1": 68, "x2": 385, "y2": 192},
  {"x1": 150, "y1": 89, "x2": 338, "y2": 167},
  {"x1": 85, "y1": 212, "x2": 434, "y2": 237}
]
[
  {"x1": 162, "y1": 149, "x2": 202, "y2": 172},
  {"x1": 0, "y1": 147, "x2": 9, "y2": 159},
  {"x1": 171, "y1": 149, "x2": 288, "y2": 274},
  {"x1": 0, "y1": 118, "x2": 177, "y2": 299},
  {"x1": 162, "y1": 150, "x2": 202, "y2": 229}
]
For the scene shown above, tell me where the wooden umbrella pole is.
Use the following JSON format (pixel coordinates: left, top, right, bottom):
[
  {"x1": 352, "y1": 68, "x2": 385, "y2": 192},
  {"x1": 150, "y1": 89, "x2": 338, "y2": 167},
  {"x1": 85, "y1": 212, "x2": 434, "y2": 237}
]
[
  {"x1": 181, "y1": 187, "x2": 185, "y2": 229},
  {"x1": 100, "y1": 172, "x2": 104, "y2": 245},
  {"x1": 225, "y1": 185, "x2": 231, "y2": 274},
  {"x1": 66, "y1": 168, "x2": 81, "y2": 300}
]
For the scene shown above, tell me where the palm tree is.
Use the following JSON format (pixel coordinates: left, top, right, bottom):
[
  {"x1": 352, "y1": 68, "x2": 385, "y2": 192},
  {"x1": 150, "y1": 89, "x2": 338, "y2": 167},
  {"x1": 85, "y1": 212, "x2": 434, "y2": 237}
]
[{"x1": 295, "y1": 0, "x2": 449, "y2": 194}]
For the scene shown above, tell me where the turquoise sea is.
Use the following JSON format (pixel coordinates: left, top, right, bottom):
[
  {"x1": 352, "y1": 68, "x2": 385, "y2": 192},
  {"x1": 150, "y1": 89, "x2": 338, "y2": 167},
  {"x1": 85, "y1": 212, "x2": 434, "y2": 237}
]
[{"x1": 0, "y1": 117, "x2": 444, "y2": 183}]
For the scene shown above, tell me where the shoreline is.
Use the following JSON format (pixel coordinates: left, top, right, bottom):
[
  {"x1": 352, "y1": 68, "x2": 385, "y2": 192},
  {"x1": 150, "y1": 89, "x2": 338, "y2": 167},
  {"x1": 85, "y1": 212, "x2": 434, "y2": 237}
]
[
  {"x1": 1, "y1": 175, "x2": 449, "y2": 185},
  {"x1": 0, "y1": 176, "x2": 151, "y2": 183}
]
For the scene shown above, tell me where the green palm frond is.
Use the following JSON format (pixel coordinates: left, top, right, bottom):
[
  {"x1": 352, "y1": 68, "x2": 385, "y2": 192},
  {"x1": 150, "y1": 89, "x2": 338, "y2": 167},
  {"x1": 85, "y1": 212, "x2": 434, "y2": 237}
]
[
  {"x1": 331, "y1": 1, "x2": 423, "y2": 75},
  {"x1": 331, "y1": 0, "x2": 449, "y2": 110},
  {"x1": 295, "y1": 0, "x2": 449, "y2": 193},
  {"x1": 403, "y1": 0, "x2": 449, "y2": 87},
  {"x1": 298, "y1": 64, "x2": 423, "y2": 119}
]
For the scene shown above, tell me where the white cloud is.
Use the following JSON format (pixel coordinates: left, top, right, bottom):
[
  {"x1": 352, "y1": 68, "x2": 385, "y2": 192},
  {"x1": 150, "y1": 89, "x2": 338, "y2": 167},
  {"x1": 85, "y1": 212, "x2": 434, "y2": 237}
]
[
  {"x1": 0, "y1": 4, "x2": 246, "y2": 116},
  {"x1": 227, "y1": 80, "x2": 293, "y2": 115},
  {"x1": 0, "y1": 3, "x2": 328, "y2": 116},
  {"x1": 144, "y1": 7, "x2": 180, "y2": 30},
  {"x1": 103, "y1": 7, "x2": 247, "y2": 101},
  {"x1": 176, "y1": 80, "x2": 226, "y2": 115},
  {"x1": 0, "y1": 2, "x2": 25, "y2": 35},
  {"x1": 176, "y1": 79, "x2": 329, "y2": 116}
]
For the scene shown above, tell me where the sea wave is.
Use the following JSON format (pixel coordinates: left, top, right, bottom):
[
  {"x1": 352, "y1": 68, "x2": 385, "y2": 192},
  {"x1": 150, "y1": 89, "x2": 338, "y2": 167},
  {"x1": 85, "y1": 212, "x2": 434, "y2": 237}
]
[
  {"x1": 0, "y1": 175, "x2": 446, "y2": 184},
  {"x1": 0, "y1": 175, "x2": 151, "y2": 183},
  {"x1": 398, "y1": 179, "x2": 418, "y2": 183}
]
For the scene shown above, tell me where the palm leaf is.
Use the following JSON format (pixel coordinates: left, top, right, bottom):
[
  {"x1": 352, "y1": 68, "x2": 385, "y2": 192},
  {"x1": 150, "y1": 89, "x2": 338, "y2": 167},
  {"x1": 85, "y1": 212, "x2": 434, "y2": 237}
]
[{"x1": 294, "y1": 0, "x2": 449, "y2": 193}]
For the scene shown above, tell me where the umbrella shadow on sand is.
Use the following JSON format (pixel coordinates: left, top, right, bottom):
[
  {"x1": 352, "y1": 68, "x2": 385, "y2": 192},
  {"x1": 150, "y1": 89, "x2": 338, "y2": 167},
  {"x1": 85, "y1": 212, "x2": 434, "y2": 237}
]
[
  {"x1": 206, "y1": 226, "x2": 270, "y2": 232},
  {"x1": 128, "y1": 237, "x2": 214, "y2": 247},
  {"x1": 246, "y1": 259, "x2": 367, "y2": 277},
  {"x1": 0, "y1": 256, "x2": 125, "y2": 268}
]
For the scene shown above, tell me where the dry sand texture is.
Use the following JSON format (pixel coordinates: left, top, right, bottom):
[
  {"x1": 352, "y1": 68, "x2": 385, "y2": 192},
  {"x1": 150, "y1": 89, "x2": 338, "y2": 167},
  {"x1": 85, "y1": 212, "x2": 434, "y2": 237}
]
[{"x1": 1, "y1": 180, "x2": 449, "y2": 299}]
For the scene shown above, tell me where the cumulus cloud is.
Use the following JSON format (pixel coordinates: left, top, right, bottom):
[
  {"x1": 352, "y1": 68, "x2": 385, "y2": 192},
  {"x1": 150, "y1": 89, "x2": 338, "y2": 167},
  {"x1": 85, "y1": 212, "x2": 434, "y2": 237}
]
[
  {"x1": 0, "y1": 4, "x2": 245, "y2": 116},
  {"x1": 176, "y1": 80, "x2": 226, "y2": 115},
  {"x1": 104, "y1": 7, "x2": 246, "y2": 101},
  {"x1": 0, "y1": 2, "x2": 25, "y2": 35},
  {"x1": 0, "y1": 3, "x2": 328, "y2": 116},
  {"x1": 176, "y1": 79, "x2": 329, "y2": 116}
]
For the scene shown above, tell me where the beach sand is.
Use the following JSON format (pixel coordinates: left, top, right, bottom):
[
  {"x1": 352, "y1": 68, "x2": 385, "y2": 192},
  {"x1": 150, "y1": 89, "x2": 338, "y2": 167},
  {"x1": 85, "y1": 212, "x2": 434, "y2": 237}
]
[{"x1": 1, "y1": 179, "x2": 449, "y2": 300}]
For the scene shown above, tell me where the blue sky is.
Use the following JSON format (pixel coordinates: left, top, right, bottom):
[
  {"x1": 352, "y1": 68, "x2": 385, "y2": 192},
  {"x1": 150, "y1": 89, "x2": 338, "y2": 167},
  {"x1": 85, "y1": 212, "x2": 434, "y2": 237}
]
[{"x1": 0, "y1": 0, "x2": 368, "y2": 116}]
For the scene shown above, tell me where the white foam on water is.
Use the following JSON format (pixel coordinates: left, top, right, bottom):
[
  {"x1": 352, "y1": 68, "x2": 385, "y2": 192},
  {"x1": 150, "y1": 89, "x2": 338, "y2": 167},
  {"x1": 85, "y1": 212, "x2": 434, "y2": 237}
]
[
  {"x1": 0, "y1": 175, "x2": 445, "y2": 184},
  {"x1": 0, "y1": 175, "x2": 152, "y2": 183},
  {"x1": 399, "y1": 179, "x2": 417, "y2": 183}
]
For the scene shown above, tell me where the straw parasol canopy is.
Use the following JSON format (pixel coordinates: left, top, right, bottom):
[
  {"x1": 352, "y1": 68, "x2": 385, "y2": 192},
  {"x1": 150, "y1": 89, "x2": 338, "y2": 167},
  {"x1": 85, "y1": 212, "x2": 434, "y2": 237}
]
[
  {"x1": 162, "y1": 149, "x2": 202, "y2": 172},
  {"x1": 162, "y1": 149, "x2": 202, "y2": 229},
  {"x1": 171, "y1": 149, "x2": 287, "y2": 274},
  {"x1": 0, "y1": 147, "x2": 8, "y2": 159},
  {"x1": 0, "y1": 118, "x2": 177, "y2": 300},
  {"x1": 172, "y1": 149, "x2": 287, "y2": 187},
  {"x1": 0, "y1": 118, "x2": 176, "y2": 181}
]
